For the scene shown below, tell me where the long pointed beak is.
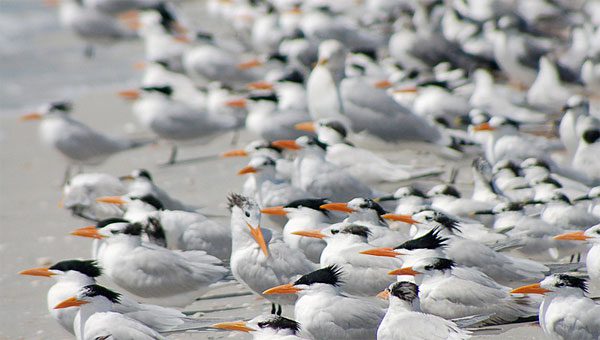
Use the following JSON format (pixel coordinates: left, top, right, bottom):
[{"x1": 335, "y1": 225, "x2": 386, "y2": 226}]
[
  {"x1": 392, "y1": 86, "x2": 418, "y2": 93},
  {"x1": 71, "y1": 226, "x2": 104, "y2": 239},
  {"x1": 118, "y1": 89, "x2": 140, "y2": 100},
  {"x1": 225, "y1": 98, "x2": 247, "y2": 108},
  {"x1": 294, "y1": 121, "x2": 316, "y2": 132},
  {"x1": 291, "y1": 230, "x2": 327, "y2": 239},
  {"x1": 19, "y1": 267, "x2": 55, "y2": 277},
  {"x1": 388, "y1": 267, "x2": 421, "y2": 276},
  {"x1": 376, "y1": 289, "x2": 390, "y2": 300},
  {"x1": 119, "y1": 175, "x2": 134, "y2": 181},
  {"x1": 271, "y1": 140, "x2": 301, "y2": 150},
  {"x1": 21, "y1": 112, "x2": 43, "y2": 121},
  {"x1": 319, "y1": 202, "x2": 354, "y2": 213},
  {"x1": 211, "y1": 321, "x2": 254, "y2": 332},
  {"x1": 246, "y1": 81, "x2": 273, "y2": 90},
  {"x1": 374, "y1": 80, "x2": 393, "y2": 89},
  {"x1": 260, "y1": 206, "x2": 287, "y2": 215},
  {"x1": 510, "y1": 283, "x2": 551, "y2": 295},
  {"x1": 96, "y1": 196, "x2": 126, "y2": 205},
  {"x1": 373, "y1": 195, "x2": 395, "y2": 202},
  {"x1": 554, "y1": 231, "x2": 589, "y2": 241},
  {"x1": 247, "y1": 223, "x2": 269, "y2": 256},
  {"x1": 54, "y1": 297, "x2": 89, "y2": 309},
  {"x1": 473, "y1": 122, "x2": 495, "y2": 131},
  {"x1": 238, "y1": 166, "x2": 258, "y2": 175},
  {"x1": 382, "y1": 214, "x2": 417, "y2": 224},
  {"x1": 221, "y1": 149, "x2": 248, "y2": 157},
  {"x1": 263, "y1": 283, "x2": 301, "y2": 295},
  {"x1": 360, "y1": 247, "x2": 399, "y2": 257},
  {"x1": 238, "y1": 59, "x2": 263, "y2": 70}
]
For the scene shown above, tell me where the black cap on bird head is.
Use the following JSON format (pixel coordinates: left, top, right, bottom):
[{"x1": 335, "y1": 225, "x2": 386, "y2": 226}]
[
  {"x1": 294, "y1": 265, "x2": 343, "y2": 287},
  {"x1": 49, "y1": 259, "x2": 102, "y2": 277}
]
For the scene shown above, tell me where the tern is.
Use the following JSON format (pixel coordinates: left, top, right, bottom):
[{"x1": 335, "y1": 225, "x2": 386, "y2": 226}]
[
  {"x1": 377, "y1": 281, "x2": 471, "y2": 340},
  {"x1": 554, "y1": 225, "x2": 600, "y2": 285},
  {"x1": 263, "y1": 265, "x2": 386, "y2": 340},
  {"x1": 511, "y1": 274, "x2": 600, "y2": 340},
  {"x1": 62, "y1": 172, "x2": 127, "y2": 221},
  {"x1": 212, "y1": 314, "x2": 307, "y2": 340}
]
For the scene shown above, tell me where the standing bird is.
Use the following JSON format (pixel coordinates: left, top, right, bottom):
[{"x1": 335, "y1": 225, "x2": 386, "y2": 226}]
[
  {"x1": 511, "y1": 274, "x2": 600, "y2": 340},
  {"x1": 22, "y1": 101, "x2": 148, "y2": 183},
  {"x1": 377, "y1": 281, "x2": 471, "y2": 340},
  {"x1": 212, "y1": 314, "x2": 308, "y2": 340},
  {"x1": 264, "y1": 265, "x2": 386, "y2": 340},
  {"x1": 555, "y1": 225, "x2": 600, "y2": 286}
]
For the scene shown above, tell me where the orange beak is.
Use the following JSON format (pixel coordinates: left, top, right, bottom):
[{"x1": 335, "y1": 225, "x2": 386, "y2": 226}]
[
  {"x1": 21, "y1": 112, "x2": 43, "y2": 121},
  {"x1": 388, "y1": 267, "x2": 421, "y2": 276},
  {"x1": 393, "y1": 86, "x2": 418, "y2": 94},
  {"x1": 54, "y1": 297, "x2": 89, "y2": 309},
  {"x1": 260, "y1": 206, "x2": 287, "y2": 215},
  {"x1": 211, "y1": 321, "x2": 254, "y2": 332},
  {"x1": 263, "y1": 283, "x2": 302, "y2": 295},
  {"x1": 96, "y1": 196, "x2": 126, "y2": 205},
  {"x1": 291, "y1": 230, "x2": 327, "y2": 239},
  {"x1": 376, "y1": 289, "x2": 390, "y2": 300},
  {"x1": 237, "y1": 166, "x2": 258, "y2": 175},
  {"x1": 246, "y1": 81, "x2": 273, "y2": 90},
  {"x1": 225, "y1": 98, "x2": 247, "y2": 108},
  {"x1": 554, "y1": 231, "x2": 589, "y2": 241},
  {"x1": 118, "y1": 89, "x2": 140, "y2": 100},
  {"x1": 382, "y1": 214, "x2": 417, "y2": 224},
  {"x1": 247, "y1": 223, "x2": 269, "y2": 257},
  {"x1": 473, "y1": 122, "x2": 495, "y2": 131},
  {"x1": 360, "y1": 247, "x2": 398, "y2": 257},
  {"x1": 510, "y1": 283, "x2": 551, "y2": 295},
  {"x1": 19, "y1": 267, "x2": 55, "y2": 277},
  {"x1": 221, "y1": 149, "x2": 248, "y2": 157},
  {"x1": 237, "y1": 59, "x2": 263, "y2": 70},
  {"x1": 319, "y1": 202, "x2": 354, "y2": 213},
  {"x1": 173, "y1": 35, "x2": 191, "y2": 43},
  {"x1": 294, "y1": 122, "x2": 316, "y2": 132},
  {"x1": 271, "y1": 140, "x2": 301, "y2": 150},
  {"x1": 133, "y1": 61, "x2": 146, "y2": 70},
  {"x1": 374, "y1": 80, "x2": 393, "y2": 89},
  {"x1": 71, "y1": 226, "x2": 104, "y2": 239}
]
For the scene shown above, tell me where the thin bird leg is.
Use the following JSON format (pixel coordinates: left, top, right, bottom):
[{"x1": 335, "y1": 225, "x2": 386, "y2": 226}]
[
  {"x1": 230, "y1": 129, "x2": 240, "y2": 145},
  {"x1": 276, "y1": 304, "x2": 282, "y2": 316},
  {"x1": 167, "y1": 145, "x2": 178, "y2": 165},
  {"x1": 84, "y1": 44, "x2": 95, "y2": 58},
  {"x1": 271, "y1": 303, "x2": 276, "y2": 315},
  {"x1": 62, "y1": 165, "x2": 72, "y2": 186}
]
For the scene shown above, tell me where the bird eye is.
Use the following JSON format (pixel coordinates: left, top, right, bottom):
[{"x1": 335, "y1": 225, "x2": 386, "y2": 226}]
[
  {"x1": 424, "y1": 265, "x2": 432, "y2": 270},
  {"x1": 245, "y1": 211, "x2": 250, "y2": 217},
  {"x1": 111, "y1": 230, "x2": 119, "y2": 234},
  {"x1": 331, "y1": 230, "x2": 339, "y2": 234}
]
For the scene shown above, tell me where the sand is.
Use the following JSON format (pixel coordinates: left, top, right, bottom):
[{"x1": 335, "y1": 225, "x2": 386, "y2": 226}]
[{"x1": 0, "y1": 90, "x2": 551, "y2": 339}]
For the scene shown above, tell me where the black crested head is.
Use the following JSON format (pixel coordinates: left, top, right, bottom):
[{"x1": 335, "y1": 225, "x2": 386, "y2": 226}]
[
  {"x1": 195, "y1": 31, "x2": 213, "y2": 41},
  {"x1": 153, "y1": 2, "x2": 178, "y2": 34},
  {"x1": 142, "y1": 85, "x2": 173, "y2": 96},
  {"x1": 388, "y1": 281, "x2": 419, "y2": 302},
  {"x1": 267, "y1": 52, "x2": 288, "y2": 63},
  {"x1": 145, "y1": 217, "x2": 167, "y2": 248},
  {"x1": 305, "y1": 137, "x2": 328, "y2": 151},
  {"x1": 425, "y1": 258, "x2": 455, "y2": 271},
  {"x1": 350, "y1": 47, "x2": 377, "y2": 60},
  {"x1": 96, "y1": 218, "x2": 130, "y2": 229},
  {"x1": 257, "y1": 316, "x2": 300, "y2": 334},
  {"x1": 285, "y1": 198, "x2": 331, "y2": 215},
  {"x1": 248, "y1": 92, "x2": 278, "y2": 103},
  {"x1": 123, "y1": 223, "x2": 143, "y2": 236},
  {"x1": 133, "y1": 169, "x2": 153, "y2": 181},
  {"x1": 357, "y1": 198, "x2": 387, "y2": 216},
  {"x1": 50, "y1": 101, "x2": 73, "y2": 113},
  {"x1": 395, "y1": 227, "x2": 447, "y2": 250},
  {"x1": 340, "y1": 224, "x2": 371, "y2": 238},
  {"x1": 555, "y1": 274, "x2": 588, "y2": 292},
  {"x1": 418, "y1": 79, "x2": 448, "y2": 89},
  {"x1": 227, "y1": 193, "x2": 254, "y2": 211},
  {"x1": 279, "y1": 69, "x2": 304, "y2": 84},
  {"x1": 294, "y1": 265, "x2": 343, "y2": 287},
  {"x1": 582, "y1": 129, "x2": 600, "y2": 144},
  {"x1": 323, "y1": 120, "x2": 348, "y2": 138},
  {"x1": 132, "y1": 194, "x2": 164, "y2": 210},
  {"x1": 81, "y1": 284, "x2": 121, "y2": 303},
  {"x1": 49, "y1": 259, "x2": 102, "y2": 277},
  {"x1": 264, "y1": 142, "x2": 284, "y2": 154},
  {"x1": 432, "y1": 185, "x2": 461, "y2": 198}
]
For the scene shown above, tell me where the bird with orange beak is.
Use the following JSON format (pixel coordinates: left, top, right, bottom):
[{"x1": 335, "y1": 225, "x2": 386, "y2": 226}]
[
  {"x1": 263, "y1": 265, "x2": 385, "y2": 340},
  {"x1": 555, "y1": 224, "x2": 600, "y2": 285},
  {"x1": 227, "y1": 193, "x2": 316, "y2": 315},
  {"x1": 212, "y1": 314, "x2": 306, "y2": 339},
  {"x1": 511, "y1": 274, "x2": 599, "y2": 340}
]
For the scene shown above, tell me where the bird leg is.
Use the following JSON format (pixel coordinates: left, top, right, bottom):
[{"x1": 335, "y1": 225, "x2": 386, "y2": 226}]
[
  {"x1": 84, "y1": 44, "x2": 95, "y2": 59},
  {"x1": 166, "y1": 145, "x2": 178, "y2": 165},
  {"x1": 230, "y1": 129, "x2": 240, "y2": 145},
  {"x1": 276, "y1": 304, "x2": 282, "y2": 316},
  {"x1": 62, "y1": 165, "x2": 72, "y2": 186},
  {"x1": 271, "y1": 303, "x2": 276, "y2": 315}
]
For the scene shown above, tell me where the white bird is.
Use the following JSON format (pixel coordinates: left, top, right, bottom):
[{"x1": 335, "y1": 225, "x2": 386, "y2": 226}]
[
  {"x1": 228, "y1": 194, "x2": 316, "y2": 314},
  {"x1": 293, "y1": 224, "x2": 401, "y2": 296},
  {"x1": 555, "y1": 225, "x2": 600, "y2": 286},
  {"x1": 572, "y1": 116, "x2": 600, "y2": 184},
  {"x1": 62, "y1": 172, "x2": 126, "y2": 221},
  {"x1": 212, "y1": 314, "x2": 308, "y2": 340},
  {"x1": 559, "y1": 96, "x2": 589, "y2": 162},
  {"x1": 263, "y1": 265, "x2": 386, "y2": 340},
  {"x1": 70, "y1": 220, "x2": 229, "y2": 306},
  {"x1": 511, "y1": 274, "x2": 600, "y2": 340},
  {"x1": 374, "y1": 186, "x2": 430, "y2": 216},
  {"x1": 427, "y1": 184, "x2": 495, "y2": 221},
  {"x1": 377, "y1": 281, "x2": 471, "y2": 340},
  {"x1": 22, "y1": 101, "x2": 148, "y2": 182},
  {"x1": 260, "y1": 198, "x2": 331, "y2": 263}
]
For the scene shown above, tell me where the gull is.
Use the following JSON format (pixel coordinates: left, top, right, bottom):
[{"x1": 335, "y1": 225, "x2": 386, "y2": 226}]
[
  {"x1": 263, "y1": 265, "x2": 386, "y2": 340},
  {"x1": 555, "y1": 224, "x2": 600, "y2": 285},
  {"x1": 260, "y1": 198, "x2": 332, "y2": 263},
  {"x1": 212, "y1": 314, "x2": 307, "y2": 340},
  {"x1": 228, "y1": 194, "x2": 316, "y2": 314},
  {"x1": 22, "y1": 101, "x2": 149, "y2": 183},
  {"x1": 377, "y1": 281, "x2": 471, "y2": 340},
  {"x1": 511, "y1": 274, "x2": 600, "y2": 340}
]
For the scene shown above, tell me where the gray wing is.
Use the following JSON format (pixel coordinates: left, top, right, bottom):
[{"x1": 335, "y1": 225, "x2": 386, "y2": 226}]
[{"x1": 56, "y1": 119, "x2": 133, "y2": 162}]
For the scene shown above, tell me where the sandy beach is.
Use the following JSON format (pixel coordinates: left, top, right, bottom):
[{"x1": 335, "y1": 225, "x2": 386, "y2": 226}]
[{"x1": 0, "y1": 90, "x2": 550, "y2": 339}]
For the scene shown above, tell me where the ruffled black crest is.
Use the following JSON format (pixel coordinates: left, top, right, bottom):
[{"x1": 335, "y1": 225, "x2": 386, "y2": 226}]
[
  {"x1": 50, "y1": 101, "x2": 73, "y2": 112},
  {"x1": 340, "y1": 224, "x2": 371, "y2": 238},
  {"x1": 131, "y1": 195, "x2": 164, "y2": 211},
  {"x1": 285, "y1": 198, "x2": 330, "y2": 215},
  {"x1": 424, "y1": 258, "x2": 455, "y2": 271},
  {"x1": 81, "y1": 284, "x2": 121, "y2": 303},
  {"x1": 395, "y1": 227, "x2": 447, "y2": 250},
  {"x1": 323, "y1": 120, "x2": 348, "y2": 138},
  {"x1": 294, "y1": 265, "x2": 343, "y2": 287},
  {"x1": 142, "y1": 85, "x2": 173, "y2": 96},
  {"x1": 49, "y1": 259, "x2": 102, "y2": 277},
  {"x1": 556, "y1": 274, "x2": 588, "y2": 293},
  {"x1": 389, "y1": 281, "x2": 419, "y2": 302},
  {"x1": 133, "y1": 169, "x2": 153, "y2": 181},
  {"x1": 258, "y1": 316, "x2": 300, "y2": 333},
  {"x1": 227, "y1": 193, "x2": 254, "y2": 211},
  {"x1": 96, "y1": 218, "x2": 130, "y2": 229},
  {"x1": 123, "y1": 223, "x2": 143, "y2": 236}
]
